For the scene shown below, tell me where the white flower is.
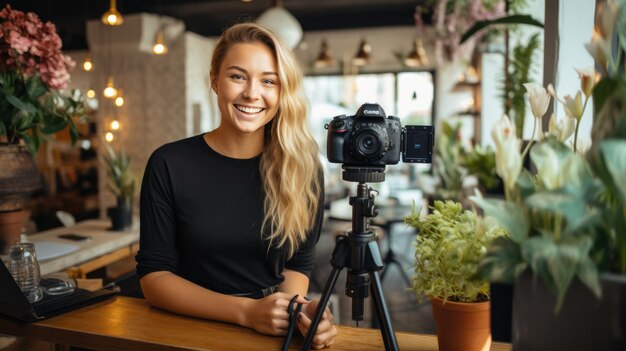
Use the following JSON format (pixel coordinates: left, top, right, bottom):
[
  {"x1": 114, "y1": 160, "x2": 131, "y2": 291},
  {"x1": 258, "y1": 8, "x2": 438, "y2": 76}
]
[
  {"x1": 595, "y1": 0, "x2": 620, "y2": 40},
  {"x1": 575, "y1": 67, "x2": 595, "y2": 98},
  {"x1": 563, "y1": 91, "x2": 584, "y2": 121},
  {"x1": 523, "y1": 83, "x2": 551, "y2": 120},
  {"x1": 585, "y1": 32, "x2": 611, "y2": 75},
  {"x1": 491, "y1": 115, "x2": 522, "y2": 192},
  {"x1": 548, "y1": 84, "x2": 584, "y2": 121},
  {"x1": 548, "y1": 113, "x2": 576, "y2": 142}
]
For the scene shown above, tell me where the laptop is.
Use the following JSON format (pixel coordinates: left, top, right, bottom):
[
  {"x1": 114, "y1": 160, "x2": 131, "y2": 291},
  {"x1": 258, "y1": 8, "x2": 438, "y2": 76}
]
[{"x1": 0, "y1": 261, "x2": 120, "y2": 322}]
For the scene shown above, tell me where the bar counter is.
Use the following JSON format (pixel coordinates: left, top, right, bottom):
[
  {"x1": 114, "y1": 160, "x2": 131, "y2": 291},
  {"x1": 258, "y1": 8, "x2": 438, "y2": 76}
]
[{"x1": 0, "y1": 296, "x2": 511, "y2": 351}]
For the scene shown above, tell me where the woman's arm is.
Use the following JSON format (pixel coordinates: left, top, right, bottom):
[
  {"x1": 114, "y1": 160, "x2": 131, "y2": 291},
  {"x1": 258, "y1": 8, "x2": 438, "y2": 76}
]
[
  {"x1": 140, "y1": 271, "x2": 305, "y2": 335},
  {"x1": 278, "y1": 269, "x2": 309, "y2": 296}
]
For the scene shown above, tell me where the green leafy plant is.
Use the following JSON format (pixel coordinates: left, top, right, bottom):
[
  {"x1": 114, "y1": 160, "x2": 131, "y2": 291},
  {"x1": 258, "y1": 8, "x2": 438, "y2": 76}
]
[
  {"x1": 504, "y1": 33, "x2": 541, "y2": 137},
  {"x1": 0, "y1": 5, "x2": 88, "y2": 153},
  {"x1": 431, "y1": 121, "x2": 466, "y2": 201},
  {"x1": 102, "y1": 143, "x2": 137, "y2": 207},
  {"x1": 472, "y1": 0, "x2": 626, "y2": 311},
  {"x1": 460, "y1": 144, "x2": 501, "y2": 192},
  {"x1": 405, "y1": 200, "x2": 506, "y2": 303}
]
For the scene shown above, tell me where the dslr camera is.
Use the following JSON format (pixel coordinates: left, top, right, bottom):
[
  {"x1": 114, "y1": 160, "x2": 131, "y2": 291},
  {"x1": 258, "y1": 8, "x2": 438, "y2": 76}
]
[{"x1": 326, "y1": 103, "x2": 434, "y2": 169}]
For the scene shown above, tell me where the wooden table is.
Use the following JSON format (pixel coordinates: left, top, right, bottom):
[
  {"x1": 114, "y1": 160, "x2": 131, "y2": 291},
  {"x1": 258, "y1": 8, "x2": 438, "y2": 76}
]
[
  {"x1": 27, "y1": 219, "x2": 139, "y2": 278},
  {"x1": 0, "y1": 297, "x2": 511, "y2": 351}
]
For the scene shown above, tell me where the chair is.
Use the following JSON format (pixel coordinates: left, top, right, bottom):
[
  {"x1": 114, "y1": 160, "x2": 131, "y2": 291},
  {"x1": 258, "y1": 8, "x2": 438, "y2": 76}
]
[{"x1": 55, "y1": 211, "x2": 76, "y2": 227}]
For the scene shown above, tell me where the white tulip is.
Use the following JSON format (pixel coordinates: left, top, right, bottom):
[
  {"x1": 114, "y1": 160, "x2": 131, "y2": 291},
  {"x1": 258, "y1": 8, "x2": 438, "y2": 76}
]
[
  {"x1": 575, "y1": 68, "x2": 595, "y2": 98},
  {"x1": 548, "y1": 113, "x2": 576, "y2": 142},
  {"x1": 523, "y1": 83, "x2": 551, "y2": 120},
  {"x1": 491, "y1": 115, "x2": 522, "y2": 192}
]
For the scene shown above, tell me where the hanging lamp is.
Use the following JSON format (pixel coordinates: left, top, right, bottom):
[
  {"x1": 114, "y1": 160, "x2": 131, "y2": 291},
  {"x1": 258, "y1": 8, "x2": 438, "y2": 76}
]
[
  {"x1": 352, "y1": 39, "x2": 371, "y2": 66},
  {"x1": 256, "y1": 0, "x2": 302, "y2": 49},
  {"x1": 102, "y1": 0, "x2": 124, "y2": 26}
]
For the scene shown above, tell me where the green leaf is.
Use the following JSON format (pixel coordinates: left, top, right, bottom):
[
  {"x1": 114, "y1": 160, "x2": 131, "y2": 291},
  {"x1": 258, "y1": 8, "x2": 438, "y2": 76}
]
[
  {"x1": 0, "y1": 121, "x2": 6, "y2": 137},
  {"x1": 521, "y1": 237, "x2": 574, "y2": 311},
  {"x1": 41, "y1": 116, "x2": 68, "y2": 134},
  {"x1": 592, "y1": 77, "x2": 619, "y2": 116},
  {"x1": 460, "y1": 14, "x2": 544, "y2": 44},
  {"x1": 476, "y1": 236, "x2": 526, "y2": 283},
  {"x1": 26, "y1": 76, "x2": 46, "y2": 99},
  {"x1": 599, "y1": 140, "x2": 626, "y2": 203},
  {"x1": 576, "y1": 256, "x2": 601, "y2": 299},
  {"x1": 618, "y1": 0, "x2": 626, "y2": 57},
  {"x1": 6, "y1": 95, "x2": 37, "y2": 114},
  {"x1": 19, "y1": 133, "x2": 37, "y2": 154},
  {"x1": 470, "y1": 196, "x2": 529, "y2": 242},
  {"x1": 525, "y1": 191, "x2": 586, "y2": 225}
]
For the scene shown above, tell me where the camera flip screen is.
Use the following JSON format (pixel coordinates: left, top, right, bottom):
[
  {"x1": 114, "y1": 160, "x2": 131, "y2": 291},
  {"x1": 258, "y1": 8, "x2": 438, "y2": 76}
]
[{"x1": 402, "y1": 125, "x2": 434, "y2": 163}]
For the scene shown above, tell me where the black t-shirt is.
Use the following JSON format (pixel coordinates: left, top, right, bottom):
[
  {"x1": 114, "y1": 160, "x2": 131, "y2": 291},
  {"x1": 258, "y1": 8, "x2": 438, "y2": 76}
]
[{"x1": 135, "y1": 134, "x2": 324, "y2": 295}]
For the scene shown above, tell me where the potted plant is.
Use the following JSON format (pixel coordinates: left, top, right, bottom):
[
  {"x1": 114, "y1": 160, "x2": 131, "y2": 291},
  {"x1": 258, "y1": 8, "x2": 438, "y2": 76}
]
[
  {"x1": 405, "y1": 200, "x2": 505, "y2": 351},
  {"x1": 101, "y1": 144, "x2": 136, "y2": 231},
  {"x1": 0, "y1": 5, "x2": 87, "y2": 252},
  {"x1": 471, "y1": 2, "x2": 626, "y2": 349},
  {"x1": 460, "y1": 144, "x2": 502, "y2": 195}
]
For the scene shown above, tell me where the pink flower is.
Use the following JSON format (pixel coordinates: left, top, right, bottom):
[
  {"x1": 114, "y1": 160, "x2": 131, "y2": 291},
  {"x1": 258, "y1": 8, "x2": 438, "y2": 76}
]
[{"x1": 0, "y1": 4, "x2": 73, "y2": 89}]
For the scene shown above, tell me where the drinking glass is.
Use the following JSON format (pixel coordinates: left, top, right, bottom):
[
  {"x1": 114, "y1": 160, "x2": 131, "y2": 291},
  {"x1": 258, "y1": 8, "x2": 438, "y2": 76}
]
[{"x1": 8, "y1": 242, "x2": 43, "y2": 303}]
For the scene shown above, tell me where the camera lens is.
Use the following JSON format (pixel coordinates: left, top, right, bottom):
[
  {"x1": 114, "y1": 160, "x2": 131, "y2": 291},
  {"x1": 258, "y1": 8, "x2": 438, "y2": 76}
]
[{"x1": 351, "y1": 128, "x2": 386, "y2": 161}]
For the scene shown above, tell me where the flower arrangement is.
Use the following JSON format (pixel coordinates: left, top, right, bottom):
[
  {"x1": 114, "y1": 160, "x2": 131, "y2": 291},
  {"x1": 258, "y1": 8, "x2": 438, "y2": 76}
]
[
  {"x1": 405, "y1": 200, "x2": 506, "y2": 303},
  {"x1": 472, "y1": 0, "x2": 626, "y2": 310},
  {"x1": 0, "y1": 5, "x2": 87, "y2": 153}
]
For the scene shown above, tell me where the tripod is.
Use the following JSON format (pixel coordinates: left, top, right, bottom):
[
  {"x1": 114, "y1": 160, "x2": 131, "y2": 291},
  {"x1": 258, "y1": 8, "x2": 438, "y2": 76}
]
[{"x1": 300, "y1": 170, "x2": 399, "y2": 351}]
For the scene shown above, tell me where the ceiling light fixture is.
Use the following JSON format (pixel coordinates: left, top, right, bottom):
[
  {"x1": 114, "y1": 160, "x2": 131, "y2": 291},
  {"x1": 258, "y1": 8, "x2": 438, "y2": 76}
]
[
  {"x1": 352, "y1": 39, "x2": 371, "y2": 66},
  {"x1": 314, "y1": 39, "x2": 335, "y2": 68},
  {"x1": 256, "y1": 0, "x2": 302, "y2": 49},
  {"x1": 102, "y1": 0, "x2": 124, "y2": 26},
  {"x1": 404, "y1": 38, "x2": 428, "y2": 67},
  {"x1": 152, "y1": 29, "x2": 168, "y2": 55},
  {"x1": 82, "y1": 56, "x2": 93, "y2": 71},
  {"x1": 103, "y1": 76, "x2": 117, "y2": 98},
  {"x1": 115, "y1": 95, "x2": 125, "y2": 107}
]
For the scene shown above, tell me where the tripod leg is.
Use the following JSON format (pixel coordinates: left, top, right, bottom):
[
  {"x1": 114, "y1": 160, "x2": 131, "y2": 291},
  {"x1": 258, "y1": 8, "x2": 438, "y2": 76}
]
[
  {"x1": 300, "y1": 267, "x2": 342, "y2": 351},
  {"x1": 370, "y1": 271, "x2": 399, "y2": 351}
]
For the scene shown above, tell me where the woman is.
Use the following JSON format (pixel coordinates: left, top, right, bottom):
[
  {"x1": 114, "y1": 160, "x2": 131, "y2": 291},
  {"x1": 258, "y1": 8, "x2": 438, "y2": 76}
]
[{"x1": 136, "y1": 23, "x2": 337, "y2": 349}]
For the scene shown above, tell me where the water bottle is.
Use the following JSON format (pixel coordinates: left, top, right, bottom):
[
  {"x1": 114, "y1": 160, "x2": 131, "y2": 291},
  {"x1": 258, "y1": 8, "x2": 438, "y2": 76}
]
[{"x1": 8, "y1": 242, "x2": 43, "y2": 303}]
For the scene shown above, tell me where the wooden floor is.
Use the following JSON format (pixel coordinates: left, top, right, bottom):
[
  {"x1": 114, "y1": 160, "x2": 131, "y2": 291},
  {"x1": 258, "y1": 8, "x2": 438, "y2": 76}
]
[{"x1": 311, "y1": 220, "x2": 436, "y2": 334}]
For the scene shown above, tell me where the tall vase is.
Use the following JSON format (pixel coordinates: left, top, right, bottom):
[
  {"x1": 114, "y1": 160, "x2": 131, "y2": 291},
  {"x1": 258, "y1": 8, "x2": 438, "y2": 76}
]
[
  {"x1": 0, "y1": 145, "x2": 41, "y2": 253},
  {"x1": 432, "y1": 297, "x2": 492, "y2": 351},
  {"x1": 512, "y1": 271, "x2": 626, "y2": 351}
]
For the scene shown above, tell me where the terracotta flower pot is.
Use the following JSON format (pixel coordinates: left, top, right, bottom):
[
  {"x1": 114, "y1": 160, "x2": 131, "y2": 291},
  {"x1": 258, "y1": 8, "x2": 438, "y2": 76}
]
[
  {"x1": 0, "y1": 209, "x2": 26, "y2": 254},
  {"x1": 432, "y1": 297, "x2": 492, "y2": 351}
]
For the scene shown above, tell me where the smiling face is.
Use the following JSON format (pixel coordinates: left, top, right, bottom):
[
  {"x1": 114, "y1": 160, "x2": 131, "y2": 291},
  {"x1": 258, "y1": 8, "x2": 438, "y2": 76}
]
[{"x1": 213, "y1": 41, "x2": 280, "y2": 138}]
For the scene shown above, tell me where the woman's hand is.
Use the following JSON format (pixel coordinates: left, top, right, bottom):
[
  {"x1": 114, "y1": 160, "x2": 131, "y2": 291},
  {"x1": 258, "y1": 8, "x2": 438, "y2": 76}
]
[
  {"x1": 243, "y1": 293, "x2": 309, "y2": 336},
  {"x1": 297, "y1": 299, "x2": 338, "y2": 349}
]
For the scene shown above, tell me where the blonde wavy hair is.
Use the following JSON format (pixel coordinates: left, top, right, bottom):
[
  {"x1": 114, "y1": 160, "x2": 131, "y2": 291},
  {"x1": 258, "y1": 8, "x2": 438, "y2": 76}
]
[{"x1": 210, "y1": 23, "x2": 322, "y2": 258}]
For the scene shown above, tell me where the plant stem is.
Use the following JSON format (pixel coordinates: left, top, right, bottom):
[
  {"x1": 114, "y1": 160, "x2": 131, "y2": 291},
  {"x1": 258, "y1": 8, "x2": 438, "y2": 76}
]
[
  {"x1": 554, "y1": 214, "x2": 562, "y2": 242},
  {"x1": 521, "y1": 117, "x2": 537, "y2": 161}
]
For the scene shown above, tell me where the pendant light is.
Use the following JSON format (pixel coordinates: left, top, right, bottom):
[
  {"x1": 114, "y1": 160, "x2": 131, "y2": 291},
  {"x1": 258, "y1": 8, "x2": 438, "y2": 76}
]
[
  {"x1": 314, "y1": 39, "x2": 335, "y2": 68},
  {"x1": 82, "y1": 56, "x2": 93, "y2": 71},
  {"x1": 103, "y1": 76, "x2": 117, "y2": 99},
  {"x1": 152, "y1": 29, "x2": 168, "y2": 55},
  {"x1": 256, "y1": 0, "x2": 302, "y2": 49},
  {"x1": 352, "y1": 39, "x2": 371, "y2": 66},
  {"x1": 404, "y1": 38, "x2": 428, "y2": 67},
  {"x1": 102, "y1": 0, "x2": 124, "y2": 26}
]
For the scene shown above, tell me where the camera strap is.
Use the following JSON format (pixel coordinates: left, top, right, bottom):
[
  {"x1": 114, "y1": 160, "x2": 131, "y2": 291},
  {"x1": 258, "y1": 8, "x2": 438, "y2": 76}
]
[{"x1": 281, "y1": 294, "x2": 303, "y2": 351}]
